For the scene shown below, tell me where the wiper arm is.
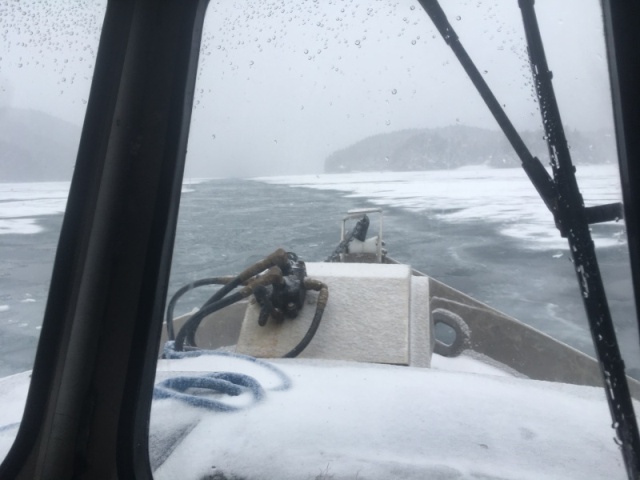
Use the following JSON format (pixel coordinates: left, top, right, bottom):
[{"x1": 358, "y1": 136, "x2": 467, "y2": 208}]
[
  {"x1": 418, "y1": 1, "x2": 640, "y2": 478},
  {"x1": 417, "y1": 0, "x2": 623, "y2": 228},
  {"x1": 416, "y1": 0, "x2": 558, "y2": 218},
  {"x1": 519, "y1": 1, "x2": 640, "y2": 477}
]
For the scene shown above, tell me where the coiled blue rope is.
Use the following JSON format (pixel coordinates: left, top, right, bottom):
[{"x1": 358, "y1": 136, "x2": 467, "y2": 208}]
[{"x1": 154, "y1": 342, "x2": 291, "y2": 411}]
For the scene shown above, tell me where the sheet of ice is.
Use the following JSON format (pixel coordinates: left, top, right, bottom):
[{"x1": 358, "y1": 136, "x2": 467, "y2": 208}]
[
  {"x1": 182, "y1": 178, "x2": 217, "y2": 185},
  {"x1": 0, "y1": 372, "x2": 30, "y2": 461},
  {"x1": 254, "y1": 164, "x2": 624, "y2": 250},
  {"x1": 0, "y1": 179, "x2": 206, "y2": 235},
  {"x1": 0, "y1": 182, "x2": 72, "y2": 203},
  {"x1": 152, "y1": 356, "x2": 626, "y2": 480},
  {"x1": 0, "y1": 182, "x2": 70, "y2": 235},
  {"x1": 0, "y1": 219, "x2": 43, "y2": 235}
]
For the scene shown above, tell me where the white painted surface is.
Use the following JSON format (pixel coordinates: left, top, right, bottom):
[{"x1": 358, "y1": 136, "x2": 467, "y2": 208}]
[
  {"x1": 236, "y1": 263, "x2": 412, "y2": 364},
  {"x1": 409, "y1": 275, "x2": 432, "y2": 367}
]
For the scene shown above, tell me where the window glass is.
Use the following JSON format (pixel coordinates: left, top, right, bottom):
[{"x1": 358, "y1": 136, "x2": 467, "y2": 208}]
[
  {"x1": 152, "y1": 0, "x2": 636, "y2": 478},
  {"x1": 0, "y1": 0, "x2": 106, "y2": 462}
]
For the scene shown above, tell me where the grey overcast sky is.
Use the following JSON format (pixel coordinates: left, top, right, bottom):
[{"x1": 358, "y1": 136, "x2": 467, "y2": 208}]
[{"x1": 1, "y1": 0, "x2": 613, "y2": 178}]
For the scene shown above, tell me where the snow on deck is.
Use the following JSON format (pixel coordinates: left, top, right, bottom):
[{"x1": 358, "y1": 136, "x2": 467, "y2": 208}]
[
  {"x1": 152, "y1": 355, "x2": 626, "y2": 479},
  {"x1": 0, "y1": 371, "x2": 31, "y2": 459},
  {"x1": 0, "y1": 354, "x2": 628, "y2": 478}
]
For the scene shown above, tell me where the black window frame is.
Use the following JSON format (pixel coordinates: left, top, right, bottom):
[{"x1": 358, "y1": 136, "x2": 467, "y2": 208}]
[{"x1": 0, "y1": 0, "x2": 208, "y2": 477}]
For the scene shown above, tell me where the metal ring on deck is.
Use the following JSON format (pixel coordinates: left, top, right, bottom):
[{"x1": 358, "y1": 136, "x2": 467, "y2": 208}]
[{"x1": 432, "y1": 308, "x2": 471, "y2": 358}]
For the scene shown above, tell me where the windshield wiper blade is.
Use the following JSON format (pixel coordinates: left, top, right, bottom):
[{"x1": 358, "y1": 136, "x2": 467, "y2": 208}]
[
  {"x1": 519, "y1": 1, "x2": 640, "y2": 477},
  {"x1": 419, "y1": 1, "x2": 640, "y2": 478},
  {"x1": 417, "y1": 0, "x2": 624, "y2": 229}
]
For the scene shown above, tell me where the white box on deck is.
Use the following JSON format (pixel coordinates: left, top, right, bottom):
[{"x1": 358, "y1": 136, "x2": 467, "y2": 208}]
[{"x1": 235, "y1": 262, "x2": 431, "y2": 367}]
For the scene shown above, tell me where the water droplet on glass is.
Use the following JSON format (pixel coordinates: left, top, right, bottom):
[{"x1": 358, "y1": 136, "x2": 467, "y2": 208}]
[
  {"x1": 304, "y1": 49, "x2": 309, "y2": 54},
  {"x1": 355, "y1": 40, "x2": 360, "y2": 46},
  {"x1": 385, "y1": 120, "x2": 391, "y2": 126},
  {"x1": 212, "y1": 134, "x2": 216, "y2": 139},
  {"x1": 456, "y1": 15, "x2": 461, "y2": 21},
  {"x1": 411, "y1": 39, "x2": 416, "y2": 45},
  {"x1": 391, "y1": 89, "x2": 397, "y2": 95},
  {"x1": 410, "y1": 5, "x2": 415, "y2": 10}
]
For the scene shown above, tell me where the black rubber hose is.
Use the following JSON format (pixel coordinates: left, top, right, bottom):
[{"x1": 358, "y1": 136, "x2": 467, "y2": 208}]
[
  {"x1": 283, "y1": 283, "x2": 328, "y2": 358},
  {"x1": 201, "y1": 276, "x2": 243, "y2": 309},
  {"x1": 165, "y1": 277, "x2": 234, "y2": 340},
  {"x1": 174, "y1": 286, "x2": 327, "y2": 359},
  {"x1": 174, "y1": 290, "x2": 247, "y2": 351},
  {"x1": 179, "y1": 266, "x2": 285, "y2": 348},
  {"x1": 201, "y1": 249, "x2": 289, "y2": 308},
  {"x1": 171, "y1": 252, "x2": 325, "y2": 359},
  {"x1": 175, "y1": 284, "x2": 326, "y2": 358},
  {"x1": 282, "y1": 306, "x2": 324, "y2": 358}
]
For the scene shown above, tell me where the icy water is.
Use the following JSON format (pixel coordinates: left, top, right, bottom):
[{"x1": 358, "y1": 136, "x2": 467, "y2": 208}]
[{"x1": 0, "y1": 165, "x2": 637, "y2": 378}]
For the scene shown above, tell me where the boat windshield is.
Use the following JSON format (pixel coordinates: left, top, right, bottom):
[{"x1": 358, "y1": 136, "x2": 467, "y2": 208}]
[
  {"x1": 153, "y1": 1, "x2": 638, "y2": 478},
  {"x1": 0, "y1": 0, "x2": 107, "y2": 464},
  {"x1": 0, "y1": 0, "x2": 637, "y2": 478}
]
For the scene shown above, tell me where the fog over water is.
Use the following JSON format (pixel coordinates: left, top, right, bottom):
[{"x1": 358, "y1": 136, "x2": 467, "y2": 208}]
[{"x1": 1, "y1": 0, "x2": 615, "y2": 179}]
